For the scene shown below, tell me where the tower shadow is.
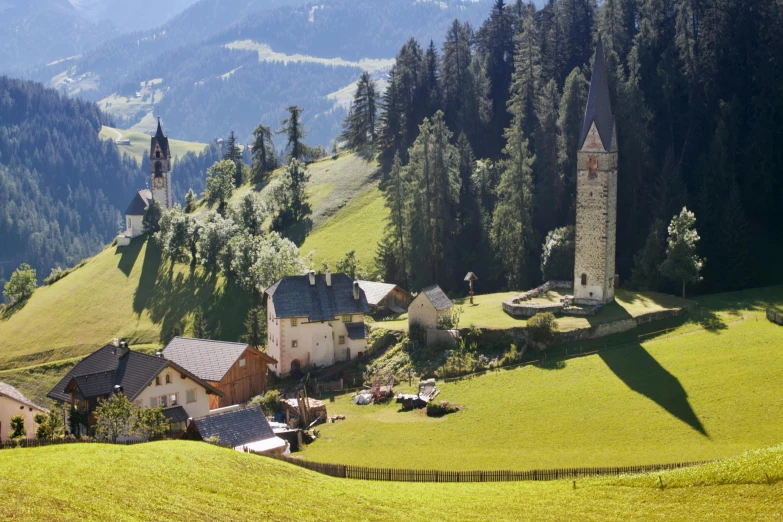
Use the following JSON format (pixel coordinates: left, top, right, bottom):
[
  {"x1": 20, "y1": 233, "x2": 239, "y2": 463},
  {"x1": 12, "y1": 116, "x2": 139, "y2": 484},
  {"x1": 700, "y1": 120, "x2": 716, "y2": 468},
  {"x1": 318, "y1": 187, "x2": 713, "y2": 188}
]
[{"x1": 599, "y1": 344, "x2": 708, "y2": 436}]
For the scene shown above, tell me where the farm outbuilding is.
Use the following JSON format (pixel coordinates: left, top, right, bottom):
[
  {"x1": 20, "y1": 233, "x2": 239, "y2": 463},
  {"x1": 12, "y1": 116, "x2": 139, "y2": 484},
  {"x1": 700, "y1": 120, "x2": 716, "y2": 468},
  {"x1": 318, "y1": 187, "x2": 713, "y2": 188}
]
[
  {"x1": 408, "y1": 285, "x2": 453, "y2": 330},
  {"x1": 357, "y1": 281, "x2": 411, "y2": 314}
]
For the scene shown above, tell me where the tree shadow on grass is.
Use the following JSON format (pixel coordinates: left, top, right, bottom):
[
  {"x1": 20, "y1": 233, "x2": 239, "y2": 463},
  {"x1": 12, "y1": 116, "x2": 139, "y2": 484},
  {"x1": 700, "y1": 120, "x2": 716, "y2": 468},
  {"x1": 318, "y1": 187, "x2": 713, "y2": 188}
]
[
  {"x1": 600, "y1": 344, "x2": 708, "y2": 437},
  {"x1": 0, "y1": 296, "x2": 30, "y2": 321},
  {"x1": 132, "y1": 238, "x2": 162, "y2": 315}
]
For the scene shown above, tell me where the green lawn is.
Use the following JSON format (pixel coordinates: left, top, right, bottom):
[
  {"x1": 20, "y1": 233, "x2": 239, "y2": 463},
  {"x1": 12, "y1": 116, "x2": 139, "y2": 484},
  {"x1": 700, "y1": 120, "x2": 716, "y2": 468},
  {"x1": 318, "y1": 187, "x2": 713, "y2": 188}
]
[
  {"x1": 0, "y1": 238, "x2": 248, "y2": 377},
  {"x1": 304, "y1": 306, "x2": 783, "y2": 470},
  {"x1": 378, "y1": 288, "x2": 690, "y2": 332},
  {"x1": 99, "y1": 125, "x2": 208, "y2": 164},
  {"x1": 0, "y1": 441, "x2": 780, "y2": 521}
]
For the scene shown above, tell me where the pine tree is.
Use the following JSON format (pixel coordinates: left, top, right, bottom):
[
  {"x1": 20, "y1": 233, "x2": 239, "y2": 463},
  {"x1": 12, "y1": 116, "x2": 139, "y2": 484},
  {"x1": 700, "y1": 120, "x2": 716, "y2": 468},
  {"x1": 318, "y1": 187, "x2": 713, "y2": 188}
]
[
  {"x1": 378, "y1": 65, "x2": 405, "y2": 165},
  {"x1": 184, "y1": 188, "x2": 197, "y2": 213},
  {"x1": 222, "y1": 131, "x2": 243, "y2": 187},
  {"x1": 540, "y1": 0, "x2": 565, "y2": 86},
  {"x1": 508, "y1": 7, "x2": 541, "y2": 144},
  {"x1": 492, "y1": 124, "x2": 534, "y2": 289},
  {"x1": 243, "y1": 305, "x2": 267, "y2": 349},
  {"x1": 192, "y1": 306, "x2": 209, "y2": 339},
  {"x1": 340, "y1": 71, "x2": 378, "y2": 149},
  {"x1": 250, "y1": 123, "x2": 274, "y2": 181},
  {"x1": 382, "y1": 152, "x2": 409, "y2": 285},
  {"x1": 598, "y1": 0, "x2": 630, "y2": 84},
  {"x1": 442, "y1": 20, "x2": 474, "y2": 134},
  {"x1": 423, "y1": 40, "x2": 442, "y2": 117},
  {"x1": 717, "y1": 183, "x2": 750, "y2": 290},
  {"x1": 534, "y1": 79, "x2": 560, "y2": 237},
  {"x1": 557, "y1": 0, "x2": 596, "y2": 78},
  {"x1": 660, "y1": 207, "x2": 704, "y2": 298},
  {"x1": 556, "y1": 67, "x2": 587, "y2": 225},
  {"x1": 279, "y1": 105, "x2": 306, "y2": 161}
]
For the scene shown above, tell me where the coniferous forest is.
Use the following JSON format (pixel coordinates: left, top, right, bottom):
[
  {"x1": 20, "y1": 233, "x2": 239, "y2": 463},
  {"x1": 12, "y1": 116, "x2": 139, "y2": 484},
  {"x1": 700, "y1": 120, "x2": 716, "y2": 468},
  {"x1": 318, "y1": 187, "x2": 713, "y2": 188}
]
[{"x1": 367, "y1": 0, "x2": 783, "y2": 296}]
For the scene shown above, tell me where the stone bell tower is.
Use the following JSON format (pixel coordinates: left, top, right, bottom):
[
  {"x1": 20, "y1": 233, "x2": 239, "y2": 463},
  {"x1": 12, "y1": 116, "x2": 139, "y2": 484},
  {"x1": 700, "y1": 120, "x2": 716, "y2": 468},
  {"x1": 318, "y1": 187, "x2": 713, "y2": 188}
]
[
  {"x1": 573, "y1": 35, "x2": 618, "y2": 305},
  {"x1": 150, "y1": 117, "x2": 173, "y2": 210}
]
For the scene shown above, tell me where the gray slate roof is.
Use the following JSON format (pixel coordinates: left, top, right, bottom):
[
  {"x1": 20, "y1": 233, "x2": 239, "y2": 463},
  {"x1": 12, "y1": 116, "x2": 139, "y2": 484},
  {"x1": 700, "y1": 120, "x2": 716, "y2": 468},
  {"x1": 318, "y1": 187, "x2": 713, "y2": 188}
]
[
  {"x1": 265, "y1": 273, "x2": 369, "y2": 321},
  {"x1": 345, "y1": 322, "x2": 366, "y2": 340},
  {"x1": 163, "y1": 406, "x2": 189, "y2": 423},
  {"x1": 125, "y1": 189, "x2": 152, "y2": 216},
  {"x1": 357, "y1": 280, "x2": 408, "y2": 306},
  {"x1": 421, "y1": 285, "x2": 453, "y2": 311},
  {"x1": 47, "y1": 345, "x2": 223, "y2": 403},
  {"x1": 191, "y1": 406, "x2": 276, "y2": 448},
  {"x1": 0, "y1": 381, "x2": 48, "y2": 412},
  {"x1": 163, "y1": 337, "x2": 274, "y2": 382},
  {"x1": 579, "y1": 35, "x2": 615, "y2": 152},
  {"x1": 150, "y1": 119, "x2": 170, "y2": 158}
]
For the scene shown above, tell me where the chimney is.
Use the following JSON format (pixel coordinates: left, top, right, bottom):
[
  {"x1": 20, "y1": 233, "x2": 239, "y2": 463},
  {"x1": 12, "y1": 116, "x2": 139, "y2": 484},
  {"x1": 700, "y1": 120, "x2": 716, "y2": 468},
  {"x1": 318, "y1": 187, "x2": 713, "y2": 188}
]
[
  {"x1": 353, "y1": 281, "x2": 360, "y2": 301},
  {"x1": 113, "y1": 385, "x2": 123, "y2": 395},
  {"x1": 116, "y1": 341, "x2": 129, "y2": 358},
  {"x1": 155, "y1": 351, "x2": 163, "y2": 358},
  {"x1": 113, "y1": 338, "x2": 120, "y2": 348},
  {"x1": 308, "y1": 270, "x2": 316, "y2": 286},
  {"x1": 325, "y1": 269, "x2": 332, "y2": 287}
]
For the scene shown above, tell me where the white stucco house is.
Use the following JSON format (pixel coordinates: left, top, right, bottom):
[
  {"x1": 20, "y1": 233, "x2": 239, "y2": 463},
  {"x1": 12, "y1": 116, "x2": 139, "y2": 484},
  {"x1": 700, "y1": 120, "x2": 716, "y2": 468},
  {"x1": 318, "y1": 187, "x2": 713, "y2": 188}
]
[
  {"x1": 117, "y1": 189, "x2": 152, "y2": 246},
  {"x1": 408, "y1": 285, "x2": 454, "y2": 330},
  {"x1": 264, "y1": 270, "x2": 370, "y2": 376},
  {"x1": 0, "y1": 382, "x2": 48, "y2": 440}
]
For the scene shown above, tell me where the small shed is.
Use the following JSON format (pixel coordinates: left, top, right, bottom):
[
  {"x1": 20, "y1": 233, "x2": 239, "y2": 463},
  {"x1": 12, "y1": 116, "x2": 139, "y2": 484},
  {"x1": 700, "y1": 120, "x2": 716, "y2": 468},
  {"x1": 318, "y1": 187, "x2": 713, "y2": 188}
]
[
  {"x1": 357, "y1": 281, "x2": 411, "y2": 314},
  {"x1": 282, "y1": 397, "x2": 327, "y2": 427},
  {"x1": 408, "y1": 285, "x2": 453, "y2": 330},
  {"x1": 188, "y1": 405, "x2": 288, "y2": 455}
]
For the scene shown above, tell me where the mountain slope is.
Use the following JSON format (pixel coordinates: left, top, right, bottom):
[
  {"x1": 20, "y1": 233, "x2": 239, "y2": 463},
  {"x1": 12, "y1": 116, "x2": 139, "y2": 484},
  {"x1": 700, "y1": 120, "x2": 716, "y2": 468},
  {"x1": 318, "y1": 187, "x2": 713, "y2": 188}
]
[{"x1": 69, "y1": 0, "x2": 199, "y2": 32}]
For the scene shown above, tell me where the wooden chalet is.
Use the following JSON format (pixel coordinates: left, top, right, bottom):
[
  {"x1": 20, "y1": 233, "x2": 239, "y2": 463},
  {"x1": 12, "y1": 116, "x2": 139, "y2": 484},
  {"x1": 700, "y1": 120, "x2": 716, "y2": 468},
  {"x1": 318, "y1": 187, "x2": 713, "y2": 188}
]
[
  {"x1": 163, "y1": 337, "x2": 277, "y2": 409},
  {"x1": 357, "y1": 280, "x2": 411, "y2": 314}
]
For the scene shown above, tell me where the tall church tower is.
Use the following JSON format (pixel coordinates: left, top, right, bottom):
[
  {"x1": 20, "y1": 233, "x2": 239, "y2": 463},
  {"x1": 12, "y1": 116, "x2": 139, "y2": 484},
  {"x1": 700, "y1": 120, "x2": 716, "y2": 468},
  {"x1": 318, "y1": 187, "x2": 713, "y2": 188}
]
[
  {"x1": 150, "y1": 118, "x2": 173, "y2": 210},
  {"x1": 573, "y1": 35, "x2": 618, "y2": 305}
]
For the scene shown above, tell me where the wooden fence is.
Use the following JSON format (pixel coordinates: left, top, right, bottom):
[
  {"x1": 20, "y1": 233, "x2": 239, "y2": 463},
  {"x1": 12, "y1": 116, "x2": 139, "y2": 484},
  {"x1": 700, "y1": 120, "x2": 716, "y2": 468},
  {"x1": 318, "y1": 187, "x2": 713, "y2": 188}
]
[
  {"x1": 263, "y1": 454, "x2": 710, "y2": 482},
  {"x1": 767, "y1": 308, "x2": 783, "y2": 326},
  {"x1": 0, "y1": 437, "x2": 147, "y2": 450}
]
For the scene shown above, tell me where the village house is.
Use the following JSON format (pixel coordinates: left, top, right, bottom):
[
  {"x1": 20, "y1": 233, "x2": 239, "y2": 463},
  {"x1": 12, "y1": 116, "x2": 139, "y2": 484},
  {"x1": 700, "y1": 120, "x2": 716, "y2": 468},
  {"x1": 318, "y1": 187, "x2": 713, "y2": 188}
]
[
  {"x1": 0, "y1": 382, "x2": 48, "y2": 440},
  {"x1": 357, "y1": 280, "x2": 411, "y2": 314},
  {"x1": 264, "y1": 270, "x2": 370, "y2": 376},
  {"x1": 187, "y1": 405, "x2": 288, "y2": 455},
  {"x1": 162, "y1": 337, "x2": 277, "y2": 409},
  {"x1": 408, "y1": 285, "x2": 454, "y2": 330},
  {"x1": 47, "y1": 341, "x2": 223, "y2": 435},
  {"x1": 118, "y1": 188, "x2": 151, "y2": 245}
]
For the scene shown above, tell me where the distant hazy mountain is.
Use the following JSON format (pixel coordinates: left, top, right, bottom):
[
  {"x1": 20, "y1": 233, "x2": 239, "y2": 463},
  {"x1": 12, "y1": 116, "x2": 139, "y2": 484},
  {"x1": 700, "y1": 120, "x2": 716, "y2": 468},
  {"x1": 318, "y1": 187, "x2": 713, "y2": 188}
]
[
  {"x1": 69, "y1": 0, "x2": 200, "y2": 32},
  {"x1": 0, "y1": 0, "x2": 115, "y2": 73}
]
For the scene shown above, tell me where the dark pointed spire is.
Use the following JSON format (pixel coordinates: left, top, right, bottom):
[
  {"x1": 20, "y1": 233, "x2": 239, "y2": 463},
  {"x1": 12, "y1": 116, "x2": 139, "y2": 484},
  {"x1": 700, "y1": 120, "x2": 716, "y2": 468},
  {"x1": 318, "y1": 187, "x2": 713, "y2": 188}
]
[
  {"x1": 155, "y1": 116, "x2": 164, "y2": 140},
  {"x1": 150, "y1": 116, "x2": 170, "y2": 158},
  {"x1": 579, "y1": 34, "x2": 615, "y2": 151}
]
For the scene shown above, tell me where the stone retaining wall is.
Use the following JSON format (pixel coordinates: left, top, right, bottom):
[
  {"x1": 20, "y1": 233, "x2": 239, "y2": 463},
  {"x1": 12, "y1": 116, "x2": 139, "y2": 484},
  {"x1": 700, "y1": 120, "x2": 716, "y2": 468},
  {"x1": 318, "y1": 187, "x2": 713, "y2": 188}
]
[
  {"x1": 502, "y1": 281, "x2": 573, "y2": 317},
  {"x1": 427, "y1": 328, "x2": 459, "y2": 346},
  {"x1": 555, "y1": 308, "x2": 686, "y2": 345}
]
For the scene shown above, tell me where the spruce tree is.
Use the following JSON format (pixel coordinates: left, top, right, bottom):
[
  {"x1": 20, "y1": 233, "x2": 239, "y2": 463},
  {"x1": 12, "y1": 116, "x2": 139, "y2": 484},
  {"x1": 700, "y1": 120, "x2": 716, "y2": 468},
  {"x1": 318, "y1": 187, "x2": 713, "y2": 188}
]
[
  {"x1": 279, "y1": 105, "x2": 306, "y2": 161},
  {"x1": 556, "y1": 67, "x2": 587, "y2": 225},
  {"x1": 423, "y1": 40, "x2": 442, "y2": 117},
  {"x1": 717, "y1": 183, "x2": 750, "y2": 290},
  {"x1": 660, "y1": 207, "x2": 704, "y2": 298},
  {"x1": 382, "y1": 152, "x2": 409, "y2": 285},
  {"x1": 378, "y1": 66, "x2": 405, "y2": 165},
  {"x1": 192, "y1": 306, "x2": 209, "y2": 339},
  {"x1": 534, "y1": 79, "x2": 560, "y2": 236},
  {"x1": 184, "y1": 188, "x2": 197, "y2": 213},
  {"x1": 508, "y1": 7, "x2": 541, "y2": 144},
  {"x1": 243, "y1": 305, "x2": 267, "y2": 349},
  {"x1": 222, "y1": 131, "x2": 243, "y2": 187},
  {"x1": 250, "y1": 123, "x2": 274, "y2": 182},
  {"x1": 340, "y1": 71, "x2": 378, "y2": 149}
]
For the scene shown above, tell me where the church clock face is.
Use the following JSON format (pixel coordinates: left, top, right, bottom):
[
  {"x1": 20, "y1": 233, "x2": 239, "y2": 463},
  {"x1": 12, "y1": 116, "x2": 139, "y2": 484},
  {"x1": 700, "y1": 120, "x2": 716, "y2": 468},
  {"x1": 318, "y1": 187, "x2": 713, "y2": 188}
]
[{"x1": 153, "y1": 176, "x2": 165, "y2": 189}]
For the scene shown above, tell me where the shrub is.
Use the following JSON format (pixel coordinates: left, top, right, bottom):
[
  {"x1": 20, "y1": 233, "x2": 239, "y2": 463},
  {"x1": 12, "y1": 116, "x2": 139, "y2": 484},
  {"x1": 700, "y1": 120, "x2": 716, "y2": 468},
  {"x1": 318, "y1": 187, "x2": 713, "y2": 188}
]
[
  {"x1": 426, "y1": 401, "x2": 462, "y2": 417},
  {"x1": 3, "y1": 263, "x2": 36, "y2": 302},
  {"x1": 437, "y1": 306, "x2": 464, "y2": 330},
  {"x1": 527, "y1": 312, "x2": 558, "y2": 345},
  {"x1": 10, "y1": 414, "x2": 26, "y2": 439},
  {"x1": 250, "y1": 390, "x2": 283, "y2": 416}
]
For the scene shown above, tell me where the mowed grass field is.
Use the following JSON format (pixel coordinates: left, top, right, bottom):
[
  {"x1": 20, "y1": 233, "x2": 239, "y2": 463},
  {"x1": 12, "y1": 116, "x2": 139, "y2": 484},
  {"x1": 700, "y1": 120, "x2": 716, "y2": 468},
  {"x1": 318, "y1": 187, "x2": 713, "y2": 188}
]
[
  {"x1": 377, "y1": 288, "x2": 690, "y2": 332},
  {"x1": 99, "y1": 125, "x2": 208, "y2": 164},
  {"x1": 0, "y1": 441, "x2": 780, "y2": 521},
  {"x1": 0, "y1": 238, "x2": 249, "y2": 396},
  {"x1": 304, "y1": 295, "x2": 783, "y2": 470}
]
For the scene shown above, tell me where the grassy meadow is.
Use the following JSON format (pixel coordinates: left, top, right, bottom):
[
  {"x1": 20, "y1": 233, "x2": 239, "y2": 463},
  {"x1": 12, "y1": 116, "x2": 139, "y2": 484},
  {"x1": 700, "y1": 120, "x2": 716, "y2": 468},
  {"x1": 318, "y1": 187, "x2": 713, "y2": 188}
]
[
  {"x1": 99, "y1": 125, "x2": 208, "y2": 164},
  {"x1": 377, "y1": 288, "x2": 690, "y2": 332},
  {"x1": 0, "y1": 441, "x2": 780, "y2": 521},
  {"x1": 304, "y1": 299, "x2": 783, "y2": 470}
]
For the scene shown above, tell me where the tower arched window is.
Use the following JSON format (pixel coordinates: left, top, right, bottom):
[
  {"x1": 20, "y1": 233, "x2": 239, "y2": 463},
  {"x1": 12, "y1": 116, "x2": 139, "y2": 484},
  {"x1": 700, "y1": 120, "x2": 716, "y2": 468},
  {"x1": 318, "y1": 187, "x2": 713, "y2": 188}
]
[
  {"x1": 155, "y1": 161, "x2": 162, "y2": 177},
  {"x1": 581, "y1": 273, "x2": 587, "y2": 286}
]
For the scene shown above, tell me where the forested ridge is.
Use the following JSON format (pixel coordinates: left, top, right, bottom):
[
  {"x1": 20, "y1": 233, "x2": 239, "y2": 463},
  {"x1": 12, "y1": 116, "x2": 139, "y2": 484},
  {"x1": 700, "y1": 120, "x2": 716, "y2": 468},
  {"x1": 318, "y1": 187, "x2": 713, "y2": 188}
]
[
  {"x1": 0, "y1": 77, "x2": 143, "y2": 289},
  {"x1": 365, "y1": 0, "x2": 782, "y2": 296}
]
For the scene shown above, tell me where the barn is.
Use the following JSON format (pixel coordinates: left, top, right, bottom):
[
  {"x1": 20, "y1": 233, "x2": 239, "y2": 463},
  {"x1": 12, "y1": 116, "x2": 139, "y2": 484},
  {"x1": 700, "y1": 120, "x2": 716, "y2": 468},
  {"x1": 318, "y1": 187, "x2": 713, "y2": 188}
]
[
  {"x1": 163, "y1": 337, "x2": 277, "y2": 409},
  {"x1": 357, "y1": 280, "x2": 411, "y2": 314}
]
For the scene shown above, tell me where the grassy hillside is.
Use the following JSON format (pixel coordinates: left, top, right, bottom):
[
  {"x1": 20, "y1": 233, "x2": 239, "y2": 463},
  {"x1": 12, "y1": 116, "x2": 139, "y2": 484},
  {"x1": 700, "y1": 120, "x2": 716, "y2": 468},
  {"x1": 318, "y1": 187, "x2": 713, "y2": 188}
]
[
  {"x1": 377, "y1": 288, "x2": 689, "y2": 332},
  {"x1": 0, "y1": 441, "x2": 780, "y2": 521},
  {"x1": 304, "y1": 294, "x2": 783, "y2": 470},
  {"x1": 99, "y1": 125, "x2": 208, "y2": 164},
  {"x1": 0, "y1": 238, "x2": 248, "y2": 373}
]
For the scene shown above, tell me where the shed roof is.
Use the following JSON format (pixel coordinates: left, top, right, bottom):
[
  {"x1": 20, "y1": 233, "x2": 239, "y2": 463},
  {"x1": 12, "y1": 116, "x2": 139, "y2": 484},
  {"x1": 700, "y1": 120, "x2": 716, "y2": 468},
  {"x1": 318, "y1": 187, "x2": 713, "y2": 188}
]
[
  {"x1": 163, "y1": 406, "x2": 189, "y2": 423},
  {"x1": 0, "y1": 381, "x2": 48, "y2": 412},
  {"x1": 420, "y1": 285, "x2": 453, "y2": 311},
  {"x1": 265, "y1": 273, "x2": 369, "y2": 321},
  {"x1": 163, "y1": 337, "x2": 275, "y2": 383},
  {"x1": 345, "y1": 322, "x2": 366, "y2": 340},
  {"x1": 579, "y1": 34, "x2": 615, "y2": 152},
  {"x1": 190, "y1": 406, "x2": 277, "y2": 449},
  {"x1": 125, "y1": 189, "x2": 152, "y2": 216},
  {"x1": 47, "y1": 344, "x2": 223, "y2": 403},
  {"x1": 356, "y1": 280, "x2": 409, "y2": 306}
]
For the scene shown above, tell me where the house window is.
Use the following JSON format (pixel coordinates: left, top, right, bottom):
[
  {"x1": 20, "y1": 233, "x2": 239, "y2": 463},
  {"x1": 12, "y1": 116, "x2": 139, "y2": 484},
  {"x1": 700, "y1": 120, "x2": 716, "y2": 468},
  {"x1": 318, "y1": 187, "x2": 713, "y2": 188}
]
[
  {"x1": 186, "y1": 389, "x2": 197, "y2": 403},
  {"x1": 150, "y1": 397, "x2": 158, "y2": 408},
  {"x1": 165, "y1": 374, "x2": 171, "y2": 384},
  {"x1": 127, "y1": 217, "x2": 131, "y2": 229},
  {"x1": 291, "y1": 318, "x2": 297, "y2": 326},
  {"x1": 581, "y1": 273, "x2": 587, "y2": 286},
  {"x1": 152, "y1": 395, "x2": 168, "y2": 408},
  {"x1": 155, "y1": 376, "x2": 161, "y2": 386},
  {"x1": 169, "y1": 393, "x2": 179, "y2": 406},
  {"x1": 239, "y1": 358, "x2": 246, "y2": 367},
  {"x1": 291, "y1": 340, "x2": 298, "y2": 348},
  {"x1": 342, "y1": 315, "x2": 352, "y2": 323},
  {"x1": 339, "y1": 335, "x2": 345, "y2": 345}
]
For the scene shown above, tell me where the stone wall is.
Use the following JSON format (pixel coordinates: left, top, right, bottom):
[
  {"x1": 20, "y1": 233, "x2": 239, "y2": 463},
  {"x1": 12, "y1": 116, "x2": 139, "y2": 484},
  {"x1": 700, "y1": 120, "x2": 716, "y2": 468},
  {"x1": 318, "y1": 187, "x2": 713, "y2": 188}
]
[
  {"x1": 767, "y1": 308, "x2": 783, "y2": 326},
  {"x1": 427, "y1": 328, "x2": 459, "y2": 347},
  {"x1": 555, "y1": 308, "x2": 685, "y2": 345},
  {"x1": 502, "y1": 281, "x2": 573, "y2": 317}
]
